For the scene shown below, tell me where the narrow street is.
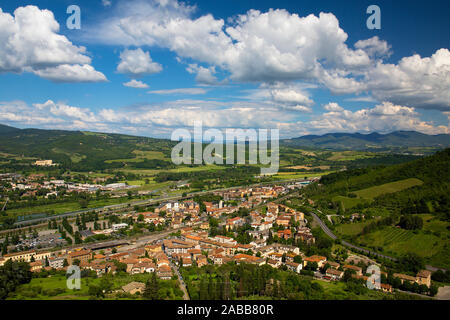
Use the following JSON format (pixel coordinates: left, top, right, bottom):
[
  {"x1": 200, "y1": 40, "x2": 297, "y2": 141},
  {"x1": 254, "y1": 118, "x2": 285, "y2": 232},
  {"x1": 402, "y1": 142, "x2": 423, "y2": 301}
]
[{"x1": 170, "y1": 260, "x2": 190, "y2": 300}]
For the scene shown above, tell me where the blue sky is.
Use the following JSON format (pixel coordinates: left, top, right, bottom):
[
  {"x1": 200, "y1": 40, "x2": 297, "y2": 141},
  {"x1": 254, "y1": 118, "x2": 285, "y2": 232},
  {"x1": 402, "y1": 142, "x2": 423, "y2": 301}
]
[{"x1": 0, "y1": 0, "x2": 449, "y2": 138}]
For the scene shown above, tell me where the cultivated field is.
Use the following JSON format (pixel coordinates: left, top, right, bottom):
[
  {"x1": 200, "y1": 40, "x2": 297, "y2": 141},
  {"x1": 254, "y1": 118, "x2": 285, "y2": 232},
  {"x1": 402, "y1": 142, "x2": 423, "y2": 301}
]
[{"x1": 354, "y1": 178, "x2": 423, "y2": 199}]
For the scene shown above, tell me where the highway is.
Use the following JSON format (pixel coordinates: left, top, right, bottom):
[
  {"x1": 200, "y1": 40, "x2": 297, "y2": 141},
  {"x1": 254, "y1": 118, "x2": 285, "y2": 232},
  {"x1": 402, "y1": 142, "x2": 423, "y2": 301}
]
[{"x1": 10, "y1": 177, "x2": 310, "y2": 227}]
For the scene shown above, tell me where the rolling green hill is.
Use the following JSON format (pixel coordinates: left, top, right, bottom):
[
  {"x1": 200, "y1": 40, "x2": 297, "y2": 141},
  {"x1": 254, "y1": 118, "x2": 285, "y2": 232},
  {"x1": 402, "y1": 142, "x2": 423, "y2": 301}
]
[
  {"x1": 0, "y1": 124, "x2": 176, "y2": 171},
  {"x1": 1, "y1": 124, "x2": 431, "y2": 173},
  {"x1": 306, "y1": 149, "x2": 450, "y2": 268},
  {"x1": 282, "y1": 131, "x2": 450, "y2": 151}
]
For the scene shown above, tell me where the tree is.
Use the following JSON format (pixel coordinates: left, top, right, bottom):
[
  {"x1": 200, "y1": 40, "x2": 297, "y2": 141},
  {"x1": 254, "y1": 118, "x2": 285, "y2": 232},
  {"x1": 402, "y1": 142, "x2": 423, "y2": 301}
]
[
  {"x1": 222, "y1": 275, "x2": 231, "y2": 300},
  {"x1": 399, "y1": 253, "x2": 424, "y2": 273},
  {"x1": 74, "y1": 231, "x2": 82, "y2": 244},
  {"x1": 199, "y1": 277, "x2": 208, "y2": 300},
  {"x1": 343, "y1": 269, "x2": 355, "y2": 282},
  {"x1": 398, "y1": 215, "x2": 423, "y2": 230},
  {"x1": 79, "y1": 199, "x2": 89, "y2": 209},
  {"x1": 430, "y1": 285, "x2": 438, "y2": 296},
  {"x1": 88, "y1": 284, "x2": 104, "y2": 298},
  {"x1": 0, "y1": 260, "x2": 32, "y2": 299},
  {"x1": 1, "y1": 242, "x2": 7, "y2": 255},
  {"x1": 144, "y1": 272, "x2": 159, "y2": 300}
]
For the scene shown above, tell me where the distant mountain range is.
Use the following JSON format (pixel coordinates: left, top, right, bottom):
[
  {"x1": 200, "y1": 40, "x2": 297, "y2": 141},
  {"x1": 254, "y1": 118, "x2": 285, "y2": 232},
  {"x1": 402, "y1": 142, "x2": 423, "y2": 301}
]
[
  {"x1": 281, "y1": 131, "x2": 450, "y2": 151},
  {"x1": 1, "y1": 124, "x2": 449, "y2": 157}
]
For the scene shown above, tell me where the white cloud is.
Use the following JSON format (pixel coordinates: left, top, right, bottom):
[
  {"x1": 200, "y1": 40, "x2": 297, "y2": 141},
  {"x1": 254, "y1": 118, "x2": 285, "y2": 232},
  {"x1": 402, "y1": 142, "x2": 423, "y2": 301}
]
[
  {"x1": 93, "y1": 2, "x2": 370, "y2": 83},
  {"x1": 90, "y1": 0, "x2": 450, "y2": 111},
  {"x1": 307, "y1": 102, "x2": 449, "y2": 135},
  {"x1": 270, "y1": 88, "x2": 313, "y2": 106},
  {"x1": 1, "y1": 99, "x2": 448, "y2": 138},
  {"x1": 186, "y1": 64, "x2": 219, "y2": 85},
  {"x1": 241, "y1": 83, "x2": 314, "y2": 113},
  {"x1": 123, "y1": 79, "x2": 149, "y2": 88},
  {"x1": 0, "y1": 6, "x2": 106, "y2": 82},
  {"x1": 148, "y1": 88, "x2": 208, "y2": 95},
  {"x1": 117, "y1": 48, "x2": 162, "y2": 76},
  {"x1": 283, "y1": 105, "x2": 312, "y2": 112},
  {"x1": 345, "y1": 96, "x2": 377, "y2": 102},
  {"x1": 33, "y1": 64, "x2": 107, "y2": 83},
  {"x1": 102, "y1": 0, "x2": 112, "y2": 7},
  {"x1": 364, "y1": 49, "x2": 450, "y2": 111},
  {"x1": 355, "y1": 36, "x2": 391, "y2": 58},
  {"x1": 323, "y1": 102, "x2": 344, "y2": 112},
  {"x1": 33, "y1": 100, "x2": 98, "y2": 121}
]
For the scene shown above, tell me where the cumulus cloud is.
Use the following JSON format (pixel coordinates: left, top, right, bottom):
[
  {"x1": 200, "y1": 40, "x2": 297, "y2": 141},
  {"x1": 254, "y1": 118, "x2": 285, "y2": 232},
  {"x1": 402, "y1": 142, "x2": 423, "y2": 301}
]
[
  {"x1": 186, "y1": 64, "x2": 219, "y2": 85},
  {"x1": 270, "y1": 88, "x2": 313, "y2": 106},
  {"x1": 117, "y1": 48, "x2": 162, "y2": 76},
  {"x1": 0, "y1": 6, "x2": 106, "y2": 82},
  {"x1": 307, "y1": 102, "x2": 449, "y2": 135},
  {"x1": 323, "y1": 102, "x2": 344, "y2": 112},
  {"x1": 364, "y1": 49, "x2": 450, "y2": 111},
  {"x1": 1, "y1": 99, "x2": 448, "y2": 137},
  {"x1": 123, "y1": 79, "x2": 149, "y2": 88},
  {"x1": 33, "y1": 100, "x2": 98, "y2": 121},
  {"x1": 92, "y1": 2, "x2": 371, "y2": 82},
  {"x1": 355, "y1": 36, "x2": 392, "y2": 59},
  {"x1": 33, "y1": 64, "x2": 107, "y2": 83},
  {"x1": 89, "y1": 0, "x2": 450, "y2": 111},
  {"x1": 242, "y1": 83, "x2": 314, "y2": 113}
]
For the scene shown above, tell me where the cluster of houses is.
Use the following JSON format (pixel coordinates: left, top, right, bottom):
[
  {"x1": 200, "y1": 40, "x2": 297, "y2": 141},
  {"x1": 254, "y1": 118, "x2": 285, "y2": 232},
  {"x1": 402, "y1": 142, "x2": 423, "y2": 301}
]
[
  {"x1": 0, "y1": 242, "x2": 174, "y2": 280},
  {"x1": 2, "y1": 178, "x2": 433, "y2": 296},
  {"x1": 0, "y1": 215, "x2": 433, "y2": 296},
  {"x1": 0, "y1": 172, "x2": 136, "y2": 199}
]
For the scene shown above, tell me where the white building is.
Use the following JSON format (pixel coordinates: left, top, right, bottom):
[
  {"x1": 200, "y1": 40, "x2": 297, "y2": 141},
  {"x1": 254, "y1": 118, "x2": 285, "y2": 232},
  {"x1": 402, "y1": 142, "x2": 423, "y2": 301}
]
[{"x1": 112, "y1": 223, "x2": 128, "y2": 231}]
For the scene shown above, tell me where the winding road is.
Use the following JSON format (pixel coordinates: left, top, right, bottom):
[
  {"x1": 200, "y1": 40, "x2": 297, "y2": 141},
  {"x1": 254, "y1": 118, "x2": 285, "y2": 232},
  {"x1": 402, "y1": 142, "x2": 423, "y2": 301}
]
[{"x1": 309, "y1": 210, "x2": 447, "y2": 272}]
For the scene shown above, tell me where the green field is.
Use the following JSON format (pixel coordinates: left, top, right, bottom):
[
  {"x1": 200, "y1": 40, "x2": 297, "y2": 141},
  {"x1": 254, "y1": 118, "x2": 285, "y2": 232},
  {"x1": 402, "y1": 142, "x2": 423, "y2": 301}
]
[
  {"x1": 5, "y1": 196, "x2": 143, "y2": 218},
  {"x1": 273, "y1": 171, "x2": 334, "y2": 180},
  {"x1": 8, "y1": 273, "x2": 183, "y2": 300},
  {"x1": 327, "y1": 151, "x2": 376, "y2": 161},
  {"x1": 357, "y1": 218, "x2": 450, "y2": 269},
  {"x1": 105, "y1": 150, "x2": 169, "y2": 163},
  {"x1": 335, "y1": 221, "x2": 373, "y2": 236},
  {"x1": 332, "y1": 178, "x2": 424, "y2": 209},
  {"x1": 332, "y1": 195, "x2": 369, "y2": 210},
  {"x1": 354, "y1": 178, "x2": 423, "y2": 199},
  {"x1": 312, "y1": 280, "x2": 396, "y2": 300}
]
